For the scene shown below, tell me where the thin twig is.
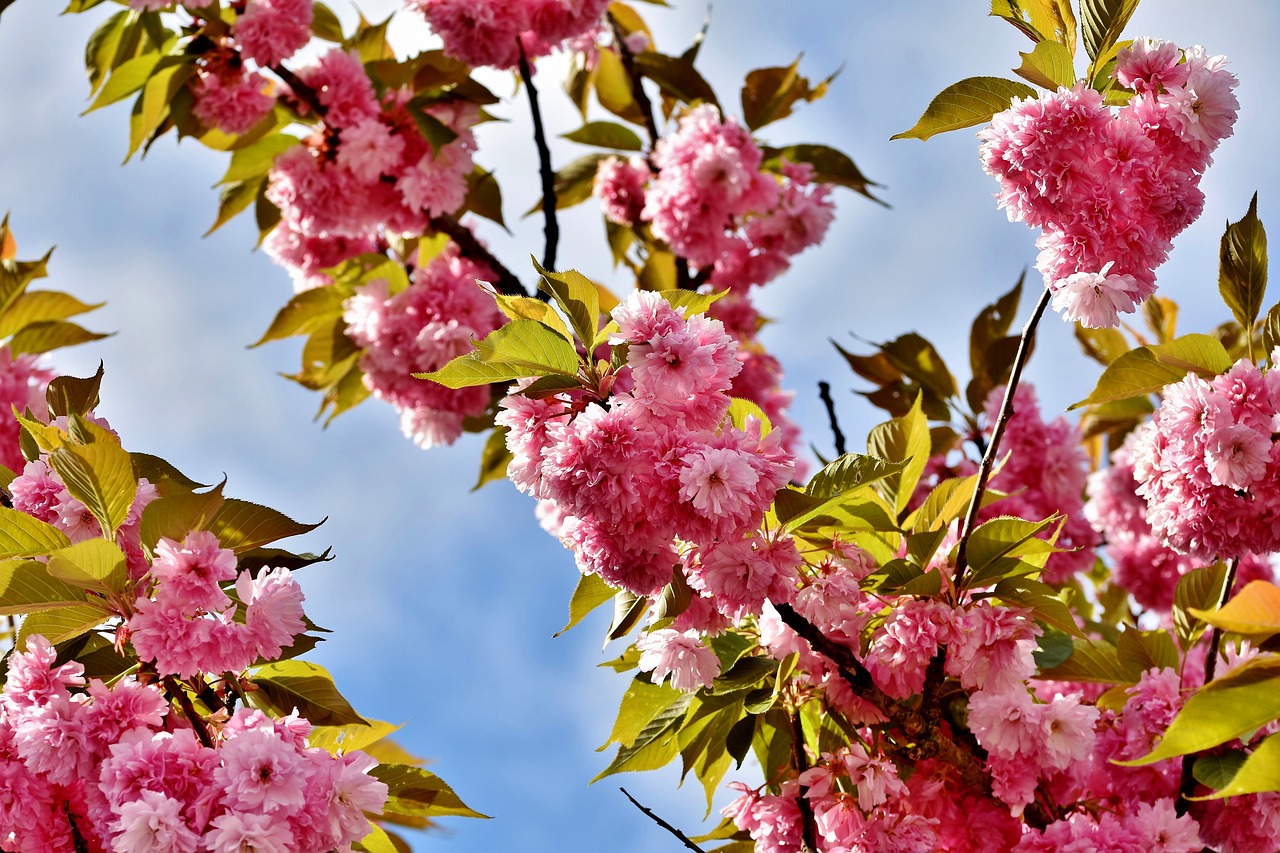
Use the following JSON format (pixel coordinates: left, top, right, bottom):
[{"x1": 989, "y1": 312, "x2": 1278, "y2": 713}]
[
  {"x1": 789, "y1": 711, "x2": 819, "y2": 853},
  {"x1": 951, "y1": 284, "x2": 1052, "y2": 592},
  {"x1": 164, "y1": 675, "x2": 215, "y2": 749},
  {"x1": 517, "y1": 45, "x2": 559, "y2": 272},
  {"x1": 620, "y1": 787, "x2": 708, "y2": 853},
  {"x1": 270, "y1": 63, "x2": 326, "y2": 118},
  {"x1": 64, "y1": 803, "x2": 90, "y2": 853},
  {"x1": 817, "y1": 381, "x2": 847, "y2": 456},
  {"x1": 1176, "y1": 556, "x2": 1241, "y2": 814},
  {"x1": 428, "y1": 216, "x2": 528, "y2": 296},
  {"x1": 607, "y1": 12, "x2": 661, "y2": 149}
]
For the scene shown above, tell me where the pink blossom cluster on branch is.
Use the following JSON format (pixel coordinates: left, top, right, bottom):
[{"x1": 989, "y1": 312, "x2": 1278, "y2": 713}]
[
  {"x1": 499, "y1": 290, "x2": 795, "y2": 602},
  {"x1": 980, "y1": 39, "x2": 1238, "y2": 327},
  {"x1": 0, "y1": 637, "x2": 385, "y2": 853},
  {"x1": 0, "y1": 347, "x2": 53, "y2": 473},
  {"x1": 406, "y1": 0, "x2": 611, "y2": 70},
  {"x1": 1131, "y1": 354, "x2": 1280, "y2": 562},
  {"x1": 343, "y1": 246, "x2": 504, "y2": 447}
]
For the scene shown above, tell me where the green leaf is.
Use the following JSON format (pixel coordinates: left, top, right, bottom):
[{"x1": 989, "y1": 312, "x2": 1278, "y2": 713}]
[
  {"x1": 1149, "y1": 334, "x2": 1233, "y2": 377},
  {"x1": 374, "y1": 764, "x2": 489, "y2": 819},
  {"x1": 995, "y1": 577, "x2": 1086, "y2": 638},
  {"x1": 1080, "y1": 0, "x2": 1140, "y2": 63},
  {"x1": 607, "y1": 590, "x2": 649, "y2": 642},
  {"x1": 652, "y1": 288, "x2": 726, "y2": 317},
  {"x1": 418, "y1": 319, "x2": 581, "y2": 389},
  {"x1": 472, "y1": 426, "x2": 512, "y2": 492},
  {"x1": 761, "y1": 143, "x2": 882, "y2": 203},
  {"x1": 1037, "y1": 637, "x2": 1135, "y2": 683},
  {"x1": 130, "y1": 452, "x2": 207, "y2": 496},
  {"x1": 1116, "y1": 660, "x2": 1280, "y2": 765},
  {"x1": 252, "y1": 286, "x2": 347, "y2": 347},
  {"x1": 0, "y1": 506, "x2": 72, "y2": 558},
  {"x1": 9, "y1": 320, "x2": 109, "y2": 355},
  {"x1": 602, "y1": 678, "x2": 686, "y2": 749},
  {"x1": 593, "y1": 48, "x2": 648, "y2": 126},
  {"x1": 726, "y1": 398, "x2": 773, "y2": 438},
  {"x1": 1070, "y1": 346, "x2": 1187, "y2": 409},
  {"x1": 462, "y1": 167, "x2": 506, "y2": 228},
  {"x1": 251, "y1": 660, "x2": 368, "y2": 726},
  {"x1": 352, "y1": 825, "x2": 400, "y2": 853},
  {"x1": 866, "y1": 395, "x2": 930, "y2": 517},
  {"x1": 561, "y1": 121, "x2": 644, "y2": 151},
  {"x1": 219, "y1": 133, "x2": 300, "y2": 185},
  {"x1": 892, "y1": 77, "x2": 1036, "y2": 142},
  {"x1": 1173, "y1": 562, "x2": 1229, "y2": 650},
  {"x1": 83, "y1": 10, "x2": 130, "y2": 96},
  {"x1": 805, "y1": 454, "x2": 908, "y2": 500},
  {"x1": 634, "y1": 52, "x2": 719, "y2": 108},
  {"x1": 1202, "y1": 735, "x2": 1280, "y2": 797},
  {"x1": 535, "y1": 261, "x2": 601, "y2": 347},
  {"x1": 595, "y1": 687, "x2": 692, "y2": 780},
  {"x1": 0, "y1": 290, "x2": 102, "y2": 339},
  {"x1": 49, "y1": 431, "x2": 137, "y2": 537},
  {"x1": 207, "y1": 499, "x2": 322, "y2": 554},
  {"x1": 1218, "y1": 192, "x2": 1268, "y2": 335},
  {"x1": 556, "y1": 572, "x2": 614, "y2": 637},
  {"x1": 1264, "y1": 302, "x2": 1280, "y2": 365},
  {"x1": 525, "y1": 154, "x2": 612, "y2": 215},
  {"x1": 1116, "y1": 628, "x2": 1179, "y2": 674},
  {"x1": 404, "y1": 98, "x2": 459, "y2": 153},
  {"x1": 205, "y1": 177, "x2": 265, "y2": 236},
  {"x1": 1032, "y1": 629, "x2": 1075, "y2": 670},
  {"x1": 310, "y1": 2, "x2": 345, "y2": 41},
  {"x1": 46, "y1": 539, "x2": 128, "y2": 596},
  {"x1": 308, "y1": 718, "x2": 402, "y2": 754},
  {"x1": 0, "y1": 559, "x2": 89, "y2": 615},
  {"x1": 1192, "y1": 750, "x2": 1249, "y2": 791},
  {"x1": 85, "y1": 49, "x2": 163, "y2": 113},
  {"x1": 1074, "y1": 325, "x2": 1130, "y2": 366},
  {"x1": 494, "y1": 294, "x2": 572, "y2": 341},
  {"x1": 127, "y1": 57, "x2": 192, "y2": 162},
  {"x1": 138, "y1": 483, "x2": 226, "y2": 552},
  {"x1": 1013, "y1": 40, "x2": 1076, "y2": 90},
  {"x1": 17, "y1": 603, "x2": 112, "y2": 646}
]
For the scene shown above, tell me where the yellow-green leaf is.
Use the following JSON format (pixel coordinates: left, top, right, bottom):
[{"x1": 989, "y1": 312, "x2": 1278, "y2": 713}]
[
  {"x1": 1014, "y1": 41, "x2": 1076, "y2": 90},
  {"x1": 1188, "y1": 580, "x2": 1280, "y2": 638},
  {"x1": 1201, "y1": 734, "x2": 1280, "y2": 797},
  {"x1": 49, "y1": 430, "x2": 137, "y2": 538},
  {"x1": 892, "y1": 77, "x2": 1036, "y2": 142},
  {"x1": 0, "y1": 559, "x2": 89, "y2": 615},
  {"x1": 47, "y1": 538, "x2": 128, "y2": 596}
]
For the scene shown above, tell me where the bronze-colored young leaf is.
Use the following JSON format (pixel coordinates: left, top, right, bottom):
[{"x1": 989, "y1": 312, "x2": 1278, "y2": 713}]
[
  {"x1": 1074, "y1": 325, "x2": 1129, "y2": 366},
  {"x1": 761, "y1": 143, "x2": 883, "y2": 203},
  {"x1": 9, "y1": 320, "x2": 109, "y2": 355},
  {"x1": 207, "y1": 499, "x2": 322, "y2": 554},
  {"x1": 740, "y1": 58, "x2": 835, "y2": 131},
  {"x1": 46, "y1": 362, "x2": 104, "y2": 420},
  {"x1": 374, "y1": 764, "x2": 489, "y2": 819},
  {"x1": 892, "y1": 77, "x2": 1036, "y2": 142},
  {"x1": 1218, "y1": 192, "x2": 1268, "y2": 336},
  {"x1": 0, "y1": 290, "x2": 102, "y2": 340},
  {"x1": 634, "y1": 51, "x2": 718, "y2": 108},
  {"x1": 524, "y1": 153, "x2": 612, "y2": 215}
]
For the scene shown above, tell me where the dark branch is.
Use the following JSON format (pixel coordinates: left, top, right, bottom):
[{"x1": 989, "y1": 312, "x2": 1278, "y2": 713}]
[
  {"x1": 517, "y1": 45, "x2": 559, "y2": 272},
  {"x1": 789, "y1": 711, "x2": 819, "y2": 853},
  {"x1": 1177, "y1": 556, "x2": 1241, "y2": 815},
  {"x1": 165, "y1": 675, "x2": 215, "y2": 750},
  {"x1": 429, "y1": 215, "x2": 528, "y2": 296},
  {"x1": 817, "y1": 381, "x2": 847, "y2": 456},
  {"x1": 620, "y1": 787, "x2": 708, "y2": 853},
  {"x1": 270, "y1": 63, "x2": 326, "y2": 118},
  {"x1": 952, "y1": 284, "x2": 1052, "y2": 591},
  {"x1": 607, "y1": 12, "x2": 661, "y2": 149}
]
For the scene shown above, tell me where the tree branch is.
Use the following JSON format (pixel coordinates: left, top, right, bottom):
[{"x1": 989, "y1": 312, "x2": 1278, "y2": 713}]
[
  {"x1": 517, "y1": 45, "x2": 559, "y2": 272},
  {"x1": 789, "y1": 711, "x2": 819, "y2": 853},
  {"x1": 165, "y1": 675, "x2": 215, "y2": 750},
  {"x1": 951, "y1": 284, "x2": 1052, "y2": 592},
  {"x1": 270, "y1": 62, "x2": 326, "y2": 119},
  {"x1": 817, "y1": 380, "x2": 847, "y2": 456},
  {"x1": 1177, "y1": 555, "x2": 1241, "y2": 815},
  {"x1": 606, "y1": 12, "x2": 661, "y2": 149},
  {"x1": 620, "y1": 787, "x2": 708, "y2": 853},
  {"x1": 428, "y1": 215, "x2": 528, "y2": 296}
]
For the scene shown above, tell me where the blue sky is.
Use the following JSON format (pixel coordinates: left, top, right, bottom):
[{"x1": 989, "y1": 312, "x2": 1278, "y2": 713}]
[{"x1": 1, "y1": 2, "x2": 1279, "y2": 850}]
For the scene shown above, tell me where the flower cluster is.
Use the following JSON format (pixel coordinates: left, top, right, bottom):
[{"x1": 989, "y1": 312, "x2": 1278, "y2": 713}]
[
  {"x1": 596, "y1": 106, "x2": 836, "y2": 289},
  {"x1": 498, "y1": 290, "x2": 795, "y2": 602},
  {"x1": 0, "y1": 347, "x2": 53, "y2": 473},
  {"x1": 980, "y1": 39, "x2": 1238, "y2": 327},
  {"x1": 264, "y1": 50, "x2": 480, "y2": 291},
  {"x1": 1131, "y1": 356, "x2": 1280, "y2": 562},
  {"x1": 343, "y1": 245, "x2": 505, "y2": 448},
  {"x1": 0, "y1": 637, "x2": 386, "y2": 853},
  {"x1": 1087, "y1": 432, "x2": 1276, "y2": 610},
  {"x1": 406, "y1": 0, "x2": 610, "y2": 70}
]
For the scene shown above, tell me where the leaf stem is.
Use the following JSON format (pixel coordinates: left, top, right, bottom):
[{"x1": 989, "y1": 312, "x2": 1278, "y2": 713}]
[
  {"x1": 517, "y1": 45, "x2": 559, "y2": 273},
  {"x1": 951, "y1": 284, "x2": 1052, "y2": 593}
]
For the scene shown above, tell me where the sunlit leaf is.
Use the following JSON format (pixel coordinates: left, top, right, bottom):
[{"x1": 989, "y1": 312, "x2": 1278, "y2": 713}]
[
  {"x1": 892, "y1": 77, "x2": 1036, "y2": 142},
  {"x1": 1188, "y1": 580, "x2": 1280, "y2": 638},
  {"x1": 1218, "y1": 192, "x2": 1268, "y2": 335},
  {"x1": 251, "y1": 660, "x2": 368, "y2": 727}
]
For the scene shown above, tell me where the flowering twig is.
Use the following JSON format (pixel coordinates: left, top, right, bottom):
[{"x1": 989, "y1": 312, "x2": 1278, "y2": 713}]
[
  {"x1": 1176, "y1": 555, "x2": 1241, "y2": 814},
  {"x1": 817, "y1": 380, "x2": 847, "y2": 456},
  {"x1": 951, "y1": 284, "x2": 1052, "y2": 592},
  {"x1": 789, "y1": 711, "x2": 819, "y2": 853},
  {"x1": 517, "y1": 45, "x2": 559, "y2": 272},
  {"x1": 619, "y1": 787, "x2": 707, "y2": 853}
]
